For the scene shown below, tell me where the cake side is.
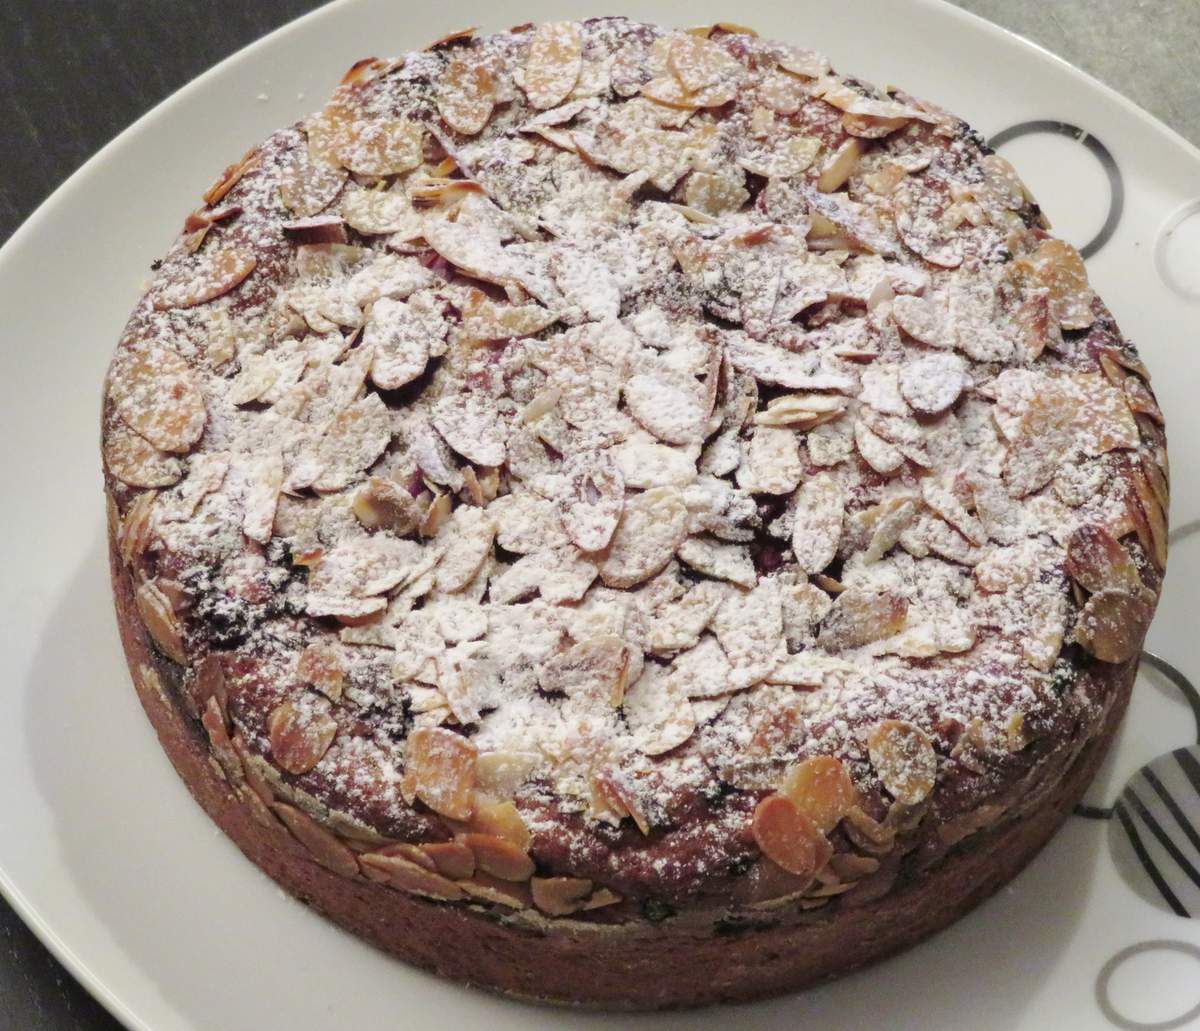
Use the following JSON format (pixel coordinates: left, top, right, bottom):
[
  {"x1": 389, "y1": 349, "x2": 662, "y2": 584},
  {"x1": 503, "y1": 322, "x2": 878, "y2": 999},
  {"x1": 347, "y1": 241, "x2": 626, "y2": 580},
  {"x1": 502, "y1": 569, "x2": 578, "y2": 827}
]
[
  {"x1": 110, "y1": 524, "x2": 1136, "y2": 1008},
  {"x1": 101, "y1": 16, "x2": 1168, "y2": 1006}
]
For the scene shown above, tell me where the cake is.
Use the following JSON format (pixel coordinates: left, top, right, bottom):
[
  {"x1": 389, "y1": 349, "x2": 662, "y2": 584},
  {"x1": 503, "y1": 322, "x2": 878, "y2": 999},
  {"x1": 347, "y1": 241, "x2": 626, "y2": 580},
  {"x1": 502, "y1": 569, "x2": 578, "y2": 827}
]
[{"x1": 101, "y1": 17, "x2": 1169, "y2": 1008}]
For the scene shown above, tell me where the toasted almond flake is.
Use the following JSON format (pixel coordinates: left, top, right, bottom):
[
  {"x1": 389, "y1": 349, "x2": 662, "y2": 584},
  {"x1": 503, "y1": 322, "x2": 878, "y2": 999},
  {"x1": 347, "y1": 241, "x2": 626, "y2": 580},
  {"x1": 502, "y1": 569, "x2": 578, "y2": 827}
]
[
  {"x1": 335, "y1": 118, "x2": 424, "y2": 177},
  {"x1": 817, "y1": 138, "x2": 866, "y2": 193},
  {"x1": 524, "y1": 21, "x2": 583, "y2": 110},
  {"x1": 678, "y1": 536, "x2": 756, "y2": 588},
  {"x1": 460, "y1": 832, "x2": 535, "y2": 881},
  {"x1": 1074, "y1": 586, "x2": 1155, "y2": 663},
  {"x1": 540, "y1": 635, "x2": 630, "y2": 706},
  {"x1": 461, "y1": 294, "x2": 557, "y2": 339},
  {"x1": 854, "y1": 419, "x2": 905, "y2": 475},
  {"x1": 135, "y1": 580, "x2": 186, "y2": 663},
  {"x1": 623, "y1": 663, "x2": 697, "y2": 755},
  {"x1": 437, "y1": 58, "x2": 497, "y2": 136},
  {"x1": 268, "y1": 699, "x2": 337, "y2": 775},
  {"x1": 752, "y1": 794, "x2": 825, "y2": 877},
  {"x1": 401, "y1": 726, "x2": 477, "y2": 820},
  {"x1": 468, "y1": 799, "x2": 532, "y2": 850},
  {"x1": 737, "y1": 425, "x2": 804, "y2": 495},
  {"x1": 866, "y1": 720, "x2": 936, "y2": 805},
  {"x1": 117, "y1": 490, "x2": 158, "y2": 565},
  {"x1": 899, "y1": 353, "x2": 970, "y2": 415},
  {"x1": 352, "y1": 476, "x2": 422, "y2": 535},
  {"x1": 359, "y1": 853, "x2": 465, "y2": 900},
  {"x1": 202, "y1": 149, "x2": 259, "y2": 206},
  {"x1": 153, "y1": 247, "x2": 256, "y2": 310},
  {"x1": 272, "y1": 802, "x2": 359, "y2": 877},
  {"x1": 312, "y1": 393, "x2": 392, "y2": 492},
  {"x1": 890, "y1": 293, "x2": 955, "y2": 349},
  {"x1": 685, "y1": 171, "x2": 749, "y2": 216},
  {"x1": 818, "y1": 588, "x2": 908, "y2": 649},
  {"x1": 112, "y1": 344, "x2": 207, "y2": 453},
  {"x1": 240, "y1": 448, "x2": 283, "y2": 544},
  {"x1": 341, "y1": 186, "x2": 420, "y2": 236},
  {"x1": 531, "y1": 876, "x2": 593, "y2": 916},
  {"x1": 624, "y1": 368, "x2": 707, "y2": 445},
  {"x1": 475, "y1": 750, "x2": 540, "y2": 799},
  {"x1": 1023, "y1": 238, "x2": 1095, "y2": 330},
  {"x1": 669, "y1": 635, "x2": 734, "y2": 699},
  {"x1": 777, "y1": 45, "x2": 830, "y2": 79},
  {"x1": 791, "y1": 474, "x2": 844, "y2": 575},
  {"x1": 640, "y1": 73, "x2": 737, "y2": 110},
  {"x1": 726, "y1": 335, "x2": 853, "y2": 392},
  {"x1": 279, "y1": 151, "x2": 348, "y2": 217},
  {"x1": 420, "y1": 841, "x2": 476, "y2": 880},
  {"x1": 666, "y1": 32, "x2": 741, "y2": 92},
  {"x1": 558, "y1": 449, "x2": 625, "y2": 552},
  {"x1": 712, "y1": 579, "x2": 785, "y2": 689},
  {"x1": 431, "y1": 392, "x2": 506, "y2": 467},
  {"x1": 1065, "y1": 524, "x2": 1140, "y2": 594},
  {"x1": 779, "y1": 756, "x2": 858, "y2": 833},
  {"x1": 364, "y1": 297, "x2": 437, "y2": 389},
  {"x1": 420, "y1": 491, "x2": 452, "y2": 538},
  {"x1": 435, "y1": 506, "x2": 497, "y2": 592},
  {"x1": 597, "y1": 486, "x2": 689, "y2": 588}
]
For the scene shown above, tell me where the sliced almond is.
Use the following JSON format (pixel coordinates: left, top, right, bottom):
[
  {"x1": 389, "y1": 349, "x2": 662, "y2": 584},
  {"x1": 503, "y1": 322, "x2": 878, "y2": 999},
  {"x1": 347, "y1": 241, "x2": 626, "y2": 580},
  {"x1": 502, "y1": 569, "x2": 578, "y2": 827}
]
[
  {"x1": 558, "y1": 449, "x2": 625, "y2": 552},
  {"x1": 112, "y1": 344, "x2": 207, "y2": 453},
  {"x1": 202, "y1": 149, "x2": 259, "y2": 206},
  {"x1": 666, "y1": 32, "x2": 741, "y2": 92},
  {"x1": 279, "y1": 151, "x2": 348, "y2": 217},
  {"x1": 816, "y1": 138, "x2": 866, "y2": 193},
  {"x1": 622, "y1": 664, "x2": 697, "y2": 755},
  {"x1": 153, "y1": 248, "x2": 256, "y2": 310},
  {"x1": 597, "y1": 486, "x2": 689, "y2": 588},
  {"x1": 817, "y1": 588, "x2": 908, "y2": 649},
  {"x1": 460, "y1": 832, "x2": 535, "y2": 881},
  {"x1": 365, "y1": 297, "x2": 434, "y2": 389},
  {"x1": 268, "y1": 699, "x2": 337, "y2": 775},
  {"x1": 791, "y1": 473, "x2": 844, "y2": 575},
  {"x1": 1074, "y1": 586, "x2": 1155, "y2": 664},
  {"x1": 531, "y1": 876, "x2": 593, "y2": 916},
  {"x1": 296, "y1": 640, "x2": 346, "y2": 701},
  {"x1": 677, "y1": 536, "x2": 756, "y2": 588},
  {"x1": 431, "y1": 392, "x2": 506, "y2": 467},
  {"x1": 359, "y1": 852, "x2": 465, "y2": 900},
  {"x1": 523, "y1": 21, "x2": 583, "y2": 110},
  {"x1": 777, "y1": 46, "x2": 831, "y2": 79},
  {"x1": 779, "y1": 756, "x2": 858, "y2": 833},
  {"x1": 1066, "y1": 524, "x2": 1141, "y2": 594},
  {"x1": 469, "y1": 799, "x2": 532, "y2": 850},
  {"x1": 420, "y1": 841, "x2": 476, "y2": 880},
  {"x1": 899, "y1": 353, "x2": 970, "y2": 415},
  {"x1": 854, "y1": 419, "x2": 905, "y2": 475},
  {"x1": 272, "y1": 802, "x2": 359, "y2": 877},
  {"x1": 624, "y1": 368, "x2": 707, "y2": 445},
  {"x1": 437, "y1": 57, "x2": 497, "y2": 136},
  {"x1": 312, "y1": 393, "x2": 393, "y2": 492},
  {"x1": 891, "y1": 293, "x2": 955, "y2": 349},
  {"x1": 104, "y1": 422, "x2": 184, "y2": 488},
  {"x1": 751, "y1": 794, "x2": 827, "y2": 877},
  {"x1": 866, "y1": 720, "x2": 937, "y2": 805},
  {"x1": 401, "y1": 726, "x2": 477, "y2": 820},
  {"x1": 685, "y1": 171, "x2": 749, "y2": 216},
  {"x1": 335, "y1": 118, "x2": 425, "y2": 177},
  {"x1": 352, "y1": 476, "x2": 423, "y2": 535},
  {"x1": 1022, "y1": 238, "x2": 1095, "y2": 330},
  {"x1": 135, "y1": 579, "x2": 186, "y2": 664},
  {"x1": 539, "y1": 635, "x2": 631, "y2": 706}
]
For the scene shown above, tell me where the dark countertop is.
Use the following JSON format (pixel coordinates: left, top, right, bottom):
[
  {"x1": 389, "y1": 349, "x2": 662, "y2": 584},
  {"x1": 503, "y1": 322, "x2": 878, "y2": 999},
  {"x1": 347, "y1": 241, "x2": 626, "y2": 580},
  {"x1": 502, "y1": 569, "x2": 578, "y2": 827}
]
[{"x1": 0, "y1": 1, "x2": 1194, "y2": 1026}]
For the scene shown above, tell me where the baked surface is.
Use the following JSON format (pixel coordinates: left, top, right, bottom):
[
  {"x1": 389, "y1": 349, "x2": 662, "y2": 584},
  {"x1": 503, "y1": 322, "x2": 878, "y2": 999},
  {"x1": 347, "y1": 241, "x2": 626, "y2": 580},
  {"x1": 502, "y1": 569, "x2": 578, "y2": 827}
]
[{"x1": 101, "y1": 17, "x2": 1168, "y2": 1008}]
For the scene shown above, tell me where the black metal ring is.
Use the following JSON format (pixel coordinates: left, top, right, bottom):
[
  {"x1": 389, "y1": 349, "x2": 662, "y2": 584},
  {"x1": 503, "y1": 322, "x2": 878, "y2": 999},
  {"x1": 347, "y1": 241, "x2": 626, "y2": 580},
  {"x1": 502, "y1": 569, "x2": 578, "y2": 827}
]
[{"x1": 988, "y1": 120, "x2": 1124, "y2": 259}]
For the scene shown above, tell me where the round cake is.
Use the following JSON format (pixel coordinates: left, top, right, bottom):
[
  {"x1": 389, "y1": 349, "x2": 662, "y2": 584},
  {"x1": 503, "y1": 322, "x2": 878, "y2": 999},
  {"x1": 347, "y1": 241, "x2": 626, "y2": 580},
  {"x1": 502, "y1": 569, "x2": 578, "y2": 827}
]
[{"x1": 102, "y1": 17, "x2": 1169, "y2": 1009}]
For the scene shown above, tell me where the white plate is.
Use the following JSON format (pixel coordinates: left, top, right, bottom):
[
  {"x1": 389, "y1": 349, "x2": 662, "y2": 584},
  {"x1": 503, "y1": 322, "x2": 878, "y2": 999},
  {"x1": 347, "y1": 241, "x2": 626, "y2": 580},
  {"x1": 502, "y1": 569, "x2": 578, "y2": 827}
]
[{"x1": 2, "y1": 2, "x2": 1199, "y2": 1028}]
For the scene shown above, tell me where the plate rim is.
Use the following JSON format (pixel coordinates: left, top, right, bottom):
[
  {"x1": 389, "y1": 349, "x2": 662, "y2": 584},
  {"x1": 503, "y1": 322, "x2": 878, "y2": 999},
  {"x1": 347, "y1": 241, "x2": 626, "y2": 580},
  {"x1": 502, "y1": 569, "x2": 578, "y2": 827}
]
[{"x1": 1, "y1": 2, "x2": 1198, "y2": 1027}]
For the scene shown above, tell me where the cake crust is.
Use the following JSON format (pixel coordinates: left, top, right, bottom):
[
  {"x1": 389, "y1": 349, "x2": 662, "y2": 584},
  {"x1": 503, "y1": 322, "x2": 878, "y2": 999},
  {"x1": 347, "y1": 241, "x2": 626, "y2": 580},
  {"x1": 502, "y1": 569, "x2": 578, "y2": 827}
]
[{"x1": 102, "y1": 16, "x2": 1167, "y2": 1007}]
